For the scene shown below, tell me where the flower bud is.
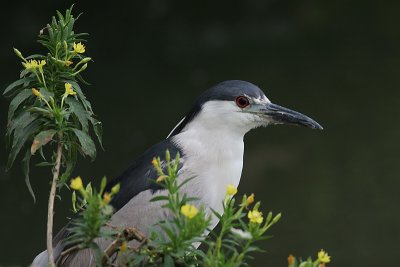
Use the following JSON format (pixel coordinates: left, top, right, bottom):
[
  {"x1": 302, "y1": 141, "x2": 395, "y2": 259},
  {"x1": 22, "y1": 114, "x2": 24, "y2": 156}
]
[
  {"x1": 13, "y1": 48, "x2": 24, "y2": 59},
  {"x1": 72, "y1": 191, "x2": 77, "y2": 212},
  {"x1": 80, "y1": 57, "x2": 92, "y2": 64},
  {"x1": 80, "y1": 63, "x2": 88, "y2": 71},
  {"x1": 272, "y1": 212, "x2": 281, "y2": 224},
  {"x1": 111, "y1": 183, "x2": 120, "y2": 195}
]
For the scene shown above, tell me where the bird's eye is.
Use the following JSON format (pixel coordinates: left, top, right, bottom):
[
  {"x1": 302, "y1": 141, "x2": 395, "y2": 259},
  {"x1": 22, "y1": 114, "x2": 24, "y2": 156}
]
[{"x1": 235, "y1": 96, "x2": 250, "y2": 108}]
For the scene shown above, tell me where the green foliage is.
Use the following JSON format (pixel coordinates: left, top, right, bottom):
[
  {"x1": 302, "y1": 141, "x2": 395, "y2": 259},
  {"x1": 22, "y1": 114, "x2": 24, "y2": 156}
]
[
  {"x1": 65, "y1": 177, "x2": 117, "y2": 265},
  {"x1": 66, "y1": 151, "x2": 282, "y2": 266},
  {"x1": 3, "y1": 6, "x2": 102, "y2": 200},
  {"x1": 287, "y1": 250, "x2": 331, "y2": 267}
]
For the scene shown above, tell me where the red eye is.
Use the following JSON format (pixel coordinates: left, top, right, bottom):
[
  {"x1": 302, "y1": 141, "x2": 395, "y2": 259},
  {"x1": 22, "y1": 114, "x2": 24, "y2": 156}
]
[{"x1": 235, "y1": 96, "x2": 250, "y2": 108}]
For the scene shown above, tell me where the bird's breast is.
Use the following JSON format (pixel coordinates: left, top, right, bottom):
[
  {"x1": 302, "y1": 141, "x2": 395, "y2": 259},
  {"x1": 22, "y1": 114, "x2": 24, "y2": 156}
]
[{"x1": 172, "y1": 130, "x2": 245, "y2": 217}]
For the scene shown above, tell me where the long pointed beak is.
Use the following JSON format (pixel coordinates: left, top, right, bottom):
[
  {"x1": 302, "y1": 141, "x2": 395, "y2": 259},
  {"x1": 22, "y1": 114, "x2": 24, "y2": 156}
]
[{"x1": 249, "y1": 103, "x2": 323, "y2": 130}]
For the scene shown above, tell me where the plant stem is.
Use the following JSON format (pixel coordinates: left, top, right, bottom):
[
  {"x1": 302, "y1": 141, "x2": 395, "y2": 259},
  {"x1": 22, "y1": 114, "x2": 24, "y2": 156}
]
[{"x1": 47, "y1": 141, "x2": 63, "y2": 267}]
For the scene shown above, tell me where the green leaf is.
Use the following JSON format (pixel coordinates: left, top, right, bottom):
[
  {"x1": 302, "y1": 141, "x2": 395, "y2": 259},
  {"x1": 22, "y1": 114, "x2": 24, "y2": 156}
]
[
  {"x1": 89, "y1": 117, "x2": 103, "y2": 149},
  {"x1": 22, "y1": 148, "x2": 36, "y2": 202},
  {"x1": 36, "y1": 162, "x2": 54, "y2": 167},
  {"x1": 150, "y1": 196, "x2": 170, "y2": 202},
  {"x1": 59, "y1": 147, "x2": 77, "y2": 184},
  {"x1": 7, "y1": 89, "x2": 32, "y2": 121},
  {"x1": 7, "y1": 118, "x2": 41, "y2": 170},
  {"x1": 72, "y1": 128, "x2": 96, "y2": 159},
  {"x1": 163, "y1": 255, "x2": 175, "y2": 267},
  {"x1": 66, "y1": 97, "x2": 89, "y2": 132},
  {"x1": 31, "y1": 129, "x2": 57, "y2": 155},
  {"x1": 6, "y1": 112, "x2": 37, "y2": 144},
  {"x1": 64, "y1": 80, "x2": 93, "y2": 113},
  {"x1": 39, "y1": 86, "x2": 54, "y2": 100},
  {"x1": 87, "y1": 242, "x2": 103, "y2": 267},
  {"x1": 25, "y1": 54, "x2": 46, "y2": 60},
  {"x1": 28, "y1": 107, "x2": 53, "y2": 117},
  {"x1": 3, "y1": 77, "x2": 36, "y2": 96}
]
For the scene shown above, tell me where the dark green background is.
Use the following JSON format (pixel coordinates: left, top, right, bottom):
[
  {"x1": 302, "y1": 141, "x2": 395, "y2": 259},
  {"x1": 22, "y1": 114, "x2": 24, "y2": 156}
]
[{"x1": 1, "y1": 1, "x2": 399, "y2": 266}]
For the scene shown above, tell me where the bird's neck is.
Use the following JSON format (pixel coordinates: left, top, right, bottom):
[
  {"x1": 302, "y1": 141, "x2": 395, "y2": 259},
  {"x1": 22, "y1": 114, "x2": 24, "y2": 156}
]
[{"x1": 171, "y1": 116, "x2": 246, "y2": 215}]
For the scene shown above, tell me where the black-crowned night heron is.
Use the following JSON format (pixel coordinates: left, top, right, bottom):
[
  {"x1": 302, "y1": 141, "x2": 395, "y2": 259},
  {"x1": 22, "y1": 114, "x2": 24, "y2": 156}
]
[{"x1": 33, "y1": 80, "x2": 322, "y2": 266}]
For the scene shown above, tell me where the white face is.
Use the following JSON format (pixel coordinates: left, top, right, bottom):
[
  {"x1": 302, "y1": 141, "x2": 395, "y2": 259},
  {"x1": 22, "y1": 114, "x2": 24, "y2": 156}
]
[{"x1": 191, "y1": 94, "x2": 271, "y2": 136}]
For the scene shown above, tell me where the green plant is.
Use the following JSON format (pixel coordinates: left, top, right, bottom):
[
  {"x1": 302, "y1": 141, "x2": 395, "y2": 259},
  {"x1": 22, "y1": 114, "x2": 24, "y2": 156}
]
[
  {"x1": 65, "y1": 151, "x2": 282, "y2": 266},
  {"x1": 3, "y1": 6, "x2": 102, "y2": 267},
  {"x1": 287, "y1": 250, "x2": 331, "y2": 267}
]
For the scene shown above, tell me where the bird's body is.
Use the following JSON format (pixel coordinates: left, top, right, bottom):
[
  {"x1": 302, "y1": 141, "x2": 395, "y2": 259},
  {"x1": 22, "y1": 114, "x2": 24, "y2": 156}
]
[{"x1": 32, "y1": 80, "x2": 322, "y2": 266}]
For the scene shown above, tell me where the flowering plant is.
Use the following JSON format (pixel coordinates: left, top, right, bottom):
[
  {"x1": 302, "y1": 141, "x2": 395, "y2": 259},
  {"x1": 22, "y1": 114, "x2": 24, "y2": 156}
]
[
  {"x1": 3, "y1": 6, "x2": 101, "y2": 267},
  {"x1": 65, "y1": 151, "x2": 282, "y2": 266}
]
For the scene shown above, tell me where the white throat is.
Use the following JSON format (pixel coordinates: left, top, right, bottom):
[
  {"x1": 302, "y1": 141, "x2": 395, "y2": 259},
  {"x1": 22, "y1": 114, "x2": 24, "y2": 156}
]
[{"x1": 171, "y1": 101, "x2": 252, "y2": 215}]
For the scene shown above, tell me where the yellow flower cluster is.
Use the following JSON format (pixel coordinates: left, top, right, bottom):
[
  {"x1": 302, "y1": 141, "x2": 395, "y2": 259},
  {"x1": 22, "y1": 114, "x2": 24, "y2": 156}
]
[
  {"x1": 23, "y1": 59, "x2": 46, "y2": 70},
  {"x1": 248, "y1": 209, "x2": 263, "y2": 224},
  {"x1": 318, "y1": 249, "x2": 331, "y2": 263},
  {"x1": 73, "y1": 42, "x2": 85, "y2": 54},
  {"x1": 181, "y1": 204, "x2": 198, "y2": 219}
]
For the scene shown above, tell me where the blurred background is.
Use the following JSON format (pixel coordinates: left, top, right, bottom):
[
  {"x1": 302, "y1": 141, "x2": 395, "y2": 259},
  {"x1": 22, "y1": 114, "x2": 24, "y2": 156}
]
[{"x1": 1, "y1": 0, "x2": 399, "y2": 266}]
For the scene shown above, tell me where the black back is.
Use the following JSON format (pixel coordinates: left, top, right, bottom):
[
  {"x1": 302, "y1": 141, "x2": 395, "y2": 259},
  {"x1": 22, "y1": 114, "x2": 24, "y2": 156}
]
[{"x1": 104, "y1": 138, "x2": 182, "y2": 211}]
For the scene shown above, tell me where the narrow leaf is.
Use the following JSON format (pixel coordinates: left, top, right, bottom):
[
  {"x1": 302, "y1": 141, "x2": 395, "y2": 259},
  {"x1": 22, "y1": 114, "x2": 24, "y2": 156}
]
[
  {"x1": 3, "y1": 77, "x2": 36, "y2": 95},
  {"x1": 31, "y1": 129, "x2": 57, "y2": 155},
  {"x1": 66, "y1": 97, "x2": 89, "y2": 132},
  {"x1": 7, "y1": 119, "x2": 41, "y2": 170},
  {"x1": 22, "y1": 148, "x2": 36, "y2": 202},
  {"x1": 7, "y1": 89, "x2": 32, "y2": 121},
  {"x1": 72, "y1": 128, "x2": 96, "y2": 159},
  {"x1": 89, "y1": 117, "x2": 103, "y2": 149}
]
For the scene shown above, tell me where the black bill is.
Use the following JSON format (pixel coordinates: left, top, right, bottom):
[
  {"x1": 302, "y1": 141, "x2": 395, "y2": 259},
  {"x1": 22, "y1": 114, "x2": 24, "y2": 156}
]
[{"x1": 263, "y1": 103, "x2": 323, "y2": 130}]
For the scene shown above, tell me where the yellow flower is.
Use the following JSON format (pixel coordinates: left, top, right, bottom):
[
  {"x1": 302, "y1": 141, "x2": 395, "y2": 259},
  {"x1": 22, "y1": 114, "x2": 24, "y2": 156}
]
[
  {"x1": 70, "y1": 176, "x2": 83, "y2": 190},
  {"x1": 152, "y1": 157, "x2": 159, "y2": 168},
  {"x1": 287, "y1": 254, "x2": 295, "y2": 267},
  {"x1": 226, "y1": 184, "x2": 237, "y2": 196},
  {"x1": 248, "y1": 209, "x2": 263, "y2": 224},
  {"x1": 38, "y1": 60, "x2": 46, "y2": 68},
  {"x1": 318, "y1": 249, "x2": 331, "y2": 263},
  {"x1": 23, "y1": 59, "x2": 46, "y2": 70},
  {"x1": 32, "y1": 88, "x2": 41, "y2": 97},
  {"x1": 64, "y1": 83, "x2": 76, "y2": 96},
  {"x1": 246, "y1": 193, "x2": 255, "y2": 206},
  {"x1": 156, "y1": 175, "x2": 167, "y2": 183},
  {"x1": 120, "y1": 241, "x2": 127, "y2": 252},
  {"x1": 103, "y1": 192, "x2": 111, "y2": 204},
  {"x1": 65, "y1": 60, "x2": 73, "y2": 66},
  {"x1": 23, "y1": 59, "x2": 39, "y2": 69},
  {"x1": 181, "y1": 204, "x2": 198, "y2": 219},
  {"x1": 73, "y1": 42, "x2": 85, "y2": 54}
]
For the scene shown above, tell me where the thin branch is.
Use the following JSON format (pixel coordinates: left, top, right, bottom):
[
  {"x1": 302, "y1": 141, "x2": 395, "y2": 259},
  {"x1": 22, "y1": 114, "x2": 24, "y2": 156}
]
[
  {"x1": 92, "y1": 227, "x2": 147, "y2": 267},
  {"x1": 47, "y1": 141, "x2": 63, "y2": 267},
  {"x1": 56, "y1": 244, "x2": 80, "y2": 266}
]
